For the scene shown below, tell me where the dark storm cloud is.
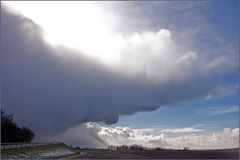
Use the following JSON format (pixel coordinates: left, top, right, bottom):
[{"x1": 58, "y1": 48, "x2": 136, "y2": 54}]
[{"x1": 1, "y1": 6, "x2": 228, "y2": 139}]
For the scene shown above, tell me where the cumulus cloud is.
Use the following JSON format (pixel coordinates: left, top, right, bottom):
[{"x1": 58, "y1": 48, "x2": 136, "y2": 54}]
[
  {"x1": 1, "y1": 3, "x2": 237, "y2": 139},
  {"x1": 54, "y1": 123, "x2": 170, "y2": 148},
  {"x1": 111, "y1": 30, "x2": 200, "y2": 83},
  {"x1": 54, "y1": 122, "x2": 239, "y2": 149}
]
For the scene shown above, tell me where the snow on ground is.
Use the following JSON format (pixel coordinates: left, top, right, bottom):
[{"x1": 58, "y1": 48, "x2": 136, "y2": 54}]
[
  {"x1": 40, "y1": 148, "x2": 74, "y2": 158},
  {"x1": 2, "y1": 147, "x2": 74, "y2": 159}
]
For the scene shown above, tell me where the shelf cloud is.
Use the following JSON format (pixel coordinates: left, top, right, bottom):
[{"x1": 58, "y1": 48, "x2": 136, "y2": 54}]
[{"x1": 1, "y1": 3, "x2": 237, "y2": 140}]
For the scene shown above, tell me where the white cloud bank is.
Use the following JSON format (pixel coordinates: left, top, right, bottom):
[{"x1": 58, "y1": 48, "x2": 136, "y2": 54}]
[
  {"x1": 167, "y1": 128, "x2": 239, "y2": 149},
  {"x1": 54, "y1": 122, "x2": 239, "y2": 150}
]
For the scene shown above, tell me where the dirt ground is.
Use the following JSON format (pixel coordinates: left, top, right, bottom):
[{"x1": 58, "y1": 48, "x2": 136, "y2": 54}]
[{"x1": 71, "y1": 148, "x2": 239, "y2": 159}]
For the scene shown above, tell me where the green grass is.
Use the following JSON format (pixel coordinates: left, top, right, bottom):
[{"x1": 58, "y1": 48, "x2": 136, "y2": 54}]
[{"x1": 1, "y1": 143, "x2": 70, "y2": 159}]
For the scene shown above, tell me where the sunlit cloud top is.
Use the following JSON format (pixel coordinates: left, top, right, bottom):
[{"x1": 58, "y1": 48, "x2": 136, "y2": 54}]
[
  {"x1": 3, "y1": 1, "x2": 121, "y2": 64},
  {"x1": 3, "y1": 1, "x2": 236, "y2": 83}
]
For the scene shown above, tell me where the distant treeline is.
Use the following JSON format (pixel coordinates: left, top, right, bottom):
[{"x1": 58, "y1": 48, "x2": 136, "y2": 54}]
[
  {"x1": 108, "y1": 144, "x2": 165, "y2": 151},
  {"x1": 108, "y1": 144, "x2": 146, "y2": 150},
  {"x1": 1, "y1": 109, "x2": 35, "y2": 143},
  {"x1": 107, "y1": 145, "x2": 190, "y2": 151}
]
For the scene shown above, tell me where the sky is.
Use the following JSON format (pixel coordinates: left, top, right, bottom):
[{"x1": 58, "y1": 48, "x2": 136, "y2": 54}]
[{"x1": 1, "y1": 1, "x2": 239, "y2": 149}]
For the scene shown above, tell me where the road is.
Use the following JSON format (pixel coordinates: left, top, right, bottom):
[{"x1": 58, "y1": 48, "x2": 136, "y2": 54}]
[{"x1": 64, "y1": 148, "x2": 239, "y2": 159}]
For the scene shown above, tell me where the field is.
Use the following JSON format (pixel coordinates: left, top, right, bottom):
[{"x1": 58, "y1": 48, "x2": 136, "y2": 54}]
[{"x1": 71, "y1": 148, "x2": 239, "y2": 159}]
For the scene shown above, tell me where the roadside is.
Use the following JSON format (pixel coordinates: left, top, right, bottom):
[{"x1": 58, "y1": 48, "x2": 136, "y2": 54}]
[{"x1": 58, "y1": 151, "x2": 87, "y2": 159}]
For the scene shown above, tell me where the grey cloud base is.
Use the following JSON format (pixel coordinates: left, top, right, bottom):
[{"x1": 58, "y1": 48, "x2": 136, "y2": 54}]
[{"x1": 1, "y1": 7, "x2": 226, "y2": 139}]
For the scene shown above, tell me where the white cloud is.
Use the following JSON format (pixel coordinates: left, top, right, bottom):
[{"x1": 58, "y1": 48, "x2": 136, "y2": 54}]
[
  {"x1": 204, "y1": 84, "x2": 238, "y2": 100},
  {"x1": 176, "y1": 51, "x2": 198, "y2": 65},
  {"x1": 112, "y1": 29, "x2": 199, "y2": 83},
  {"x1": 98, "y1": 125, "x2": 168, "y2": 148},
  {"x1": 199, "y1": 105, "x2": 239, "y2": 116},
  {"x1": 161, "y1": 127, "x2": 203, "y2": 133},
  {"x1": 209, "y1": 106, "x2": 239, "y2": 115},
  {"x1": 54, "y1": 123, "x2": 239, "y2": 150}
]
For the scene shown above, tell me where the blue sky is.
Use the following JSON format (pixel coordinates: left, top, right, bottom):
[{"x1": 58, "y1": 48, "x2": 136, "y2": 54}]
[{"x1": 2, "y1": 1, "x2": 239, "y2": 149}]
